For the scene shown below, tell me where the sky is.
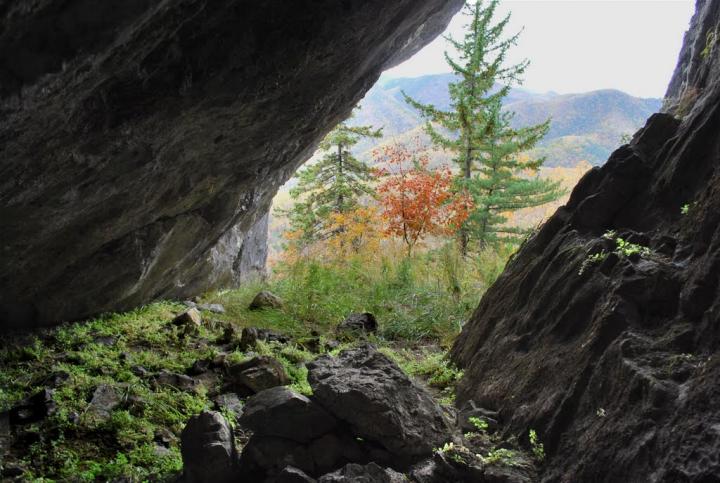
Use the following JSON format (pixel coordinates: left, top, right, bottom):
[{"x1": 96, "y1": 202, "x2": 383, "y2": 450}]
[{"x1": 383, "y1": 0, "x2": 696, "y2": 98}]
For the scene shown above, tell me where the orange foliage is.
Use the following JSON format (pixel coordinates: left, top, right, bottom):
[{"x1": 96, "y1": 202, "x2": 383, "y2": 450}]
[{"x1": 374, "y1": 142, "x2": 471, "y2": 255}]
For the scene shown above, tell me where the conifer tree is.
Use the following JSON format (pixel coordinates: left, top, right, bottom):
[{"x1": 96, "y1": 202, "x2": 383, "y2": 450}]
[
  {"x1": 281, "y1": 119, "x2": 381, "y2": 244},
  {"x1": 404, "y1": 0, "x2": 563, "y2": 252}
]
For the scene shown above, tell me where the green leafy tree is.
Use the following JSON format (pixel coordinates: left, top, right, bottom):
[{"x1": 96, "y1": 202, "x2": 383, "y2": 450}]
[
  {"x1": 404, "y1": 0, "x2": 563, "y2": 252},
  {"x1": 280, "y1": 119, "x2": 382, "y2": 244}
]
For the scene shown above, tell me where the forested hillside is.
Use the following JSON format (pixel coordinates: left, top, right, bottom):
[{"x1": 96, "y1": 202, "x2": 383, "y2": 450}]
[
  {"x1": 352, "y1": 73, "x2": 661, "y2": 167},
  {"x1": 268, "y1": 76, "x2": 661, "y2": 256}
]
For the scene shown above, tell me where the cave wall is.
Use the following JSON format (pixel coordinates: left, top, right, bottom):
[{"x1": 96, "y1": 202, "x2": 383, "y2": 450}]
[
  {"x1": 0, "y1": 0, "x2": 464, "y2": 329},
  {"x1": 452, "y1": 1, "x2": 720, "y2": 481}
]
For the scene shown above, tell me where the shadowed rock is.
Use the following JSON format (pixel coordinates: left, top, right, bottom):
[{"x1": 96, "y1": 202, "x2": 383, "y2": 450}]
[
  {"x1": 450, "y1": 2, "x2": 720, "y2": 480},
  {"x1": 337, "y1": 313, "x2": 378, "y2": 335},
  {"x1": 180, "y1": 411, "x2": 237, "y2": 483},
  {"x1": 8, "y1": 389, "x2": 56, "y2": 425},
  {"x1": 240, "y1": 386, "x2": 337, "y2": 443},
  {"x1": 318, "y1": 463, "x2": 406, "y2": 483},
  {"x1": 227, "y1": 355, "x2": 290, "y2": 394},
  {"x1": 307, "y1": 345, "x2": 452, "y2": 462}
]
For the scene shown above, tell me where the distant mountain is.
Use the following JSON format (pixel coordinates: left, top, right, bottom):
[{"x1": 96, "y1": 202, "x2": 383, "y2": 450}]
[{"x1": 351, "y1": 74, "x2": 661, "y2": 167}]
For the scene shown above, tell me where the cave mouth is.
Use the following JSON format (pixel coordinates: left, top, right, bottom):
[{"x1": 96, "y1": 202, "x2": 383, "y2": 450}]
[{"x1": 1, "y1": 0, "x2": 718, "y2": 481}]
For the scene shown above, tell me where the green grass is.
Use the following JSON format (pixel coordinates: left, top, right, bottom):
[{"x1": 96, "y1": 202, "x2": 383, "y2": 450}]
[
  {"x1": 207, "y1": 243, "x2": 510, "y2": 347},
  {"x1": 0, "y1": 244, "x2": 513, "y2": 481}
]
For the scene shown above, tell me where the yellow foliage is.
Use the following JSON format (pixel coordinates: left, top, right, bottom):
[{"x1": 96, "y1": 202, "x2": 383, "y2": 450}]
[
  {"x1": 279, "y1": 206, "x2": 387, "y2": 267},
  {"x1": 326, "y1": 206, "x2": 386, "y2": 261}
]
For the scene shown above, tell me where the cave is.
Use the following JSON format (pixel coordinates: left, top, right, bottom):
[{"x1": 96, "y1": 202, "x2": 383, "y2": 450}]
[{"x1": 2, "y1": 0, "x2": 720, "y2": 481}]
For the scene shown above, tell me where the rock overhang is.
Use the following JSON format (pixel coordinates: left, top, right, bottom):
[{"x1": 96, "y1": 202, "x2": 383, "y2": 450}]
[{"x1": 0, "y1": 0, "x2": 464, "y2": 329}]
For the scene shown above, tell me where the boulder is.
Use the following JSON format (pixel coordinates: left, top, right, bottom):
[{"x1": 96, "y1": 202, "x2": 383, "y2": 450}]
[
  {"x1": 240, "y1": 432, "x2": 364, "y2": 477},
  {"x1": 85, "y1": 385, "x2": 121, "y2": 423},
  {"x1": 153, "y1": 371, "x2": 199, "y2": 392},
  {"x1": 337, "y1": 313, "x2": 378, "y2": 334},
  {"x1": 240, "y1": 387, "x2": 336, "y2": 443},
  {"x1": 241, "y1": 435, "x2": 315, "y2": 476},
  {"x1": 307, "y1": 345, "x2": 452, "y2": 461},
  {"x1": 318, "y1": 463, "x2": 406, "y2": 483},
  {"x1": 249, "y1": 291, "x2": 284, "y2": 311},
  {"x1": 9, "y1": 389, "x2": 56, "y2": 425},
  {"x1": 180, "y1": 411, "x2": 236, "y2": 483},
  {"x1": 173, "y1": 308, "x2": 202, "y2": 328},
  {"x1": 187, "y1": 359, "x2": 211, "y2": 376},
  {"x1": 227, "y1": 356, "x2": 289, "y2": 394}
]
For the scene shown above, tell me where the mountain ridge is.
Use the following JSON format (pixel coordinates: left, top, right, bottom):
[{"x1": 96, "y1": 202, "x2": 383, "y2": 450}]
[{"x1": 352, "y1": 73, "x2": 662, "y2": 167}]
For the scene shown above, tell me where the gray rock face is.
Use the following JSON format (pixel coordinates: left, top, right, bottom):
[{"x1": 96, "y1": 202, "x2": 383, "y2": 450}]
[
  {"x1": 240, "y1": 386, "x2": 337, "y2": 443},
  {"x1": 664, "y1": 0, "x2": 720, "y2": 116},
  {"x1": 180, "y1": 411, "x2": 236, "y2": 483},
  {"x1": 307, "y1": 345, "x2": 452, "y2": 461},
  {"x1": 0, "y1": 0, "x2": 463, "y2": 329},
  {"x1": 451, "y1": 2, "x2": 720, "y2": 481}
]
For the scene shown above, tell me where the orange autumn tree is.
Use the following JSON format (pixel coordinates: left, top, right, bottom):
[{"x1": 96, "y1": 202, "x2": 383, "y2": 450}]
[{"x1": 374, "y1": 142, "x2": 471, "y2": 256}]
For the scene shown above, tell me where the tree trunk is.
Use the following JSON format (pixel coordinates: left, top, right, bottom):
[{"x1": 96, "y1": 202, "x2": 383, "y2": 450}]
[{"x1": 336, "y1": 142, "x2": 344, "y2": 212}]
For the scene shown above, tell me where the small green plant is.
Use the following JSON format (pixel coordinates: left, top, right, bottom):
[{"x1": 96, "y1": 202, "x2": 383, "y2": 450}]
[
  {"x1": 578, "y1": 250, "x2": 608, "y2": 275},
  {"x1": 580, "y1": 231, "x2": 654, "y2": 275},
  {"x1": 681, "y1": 203, "x2": 690, "y2": 215},
  {"x1": 614, "y1": 236, "x2": 651, "y2": 257},
  {"x1": 482, "y1": 448, "x2": 520, "y2": 467},
  {"x1": 596, "y1": 408, "x2": 607, "y2": 418},
  {"x1": 435, "y1": 441, "x2": 456, "y2": 454},
  {"x1": 529, "y1": 429, "x2": 545, "y2": 462},
  {"x1": 469, "y1": 416, "x2": 489, "y2": 432}
]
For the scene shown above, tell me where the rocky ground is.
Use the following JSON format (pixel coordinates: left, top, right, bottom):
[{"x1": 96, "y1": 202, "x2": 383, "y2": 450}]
[{"x1": 0, "y1": 288, "x2": 540, "y2": 482}]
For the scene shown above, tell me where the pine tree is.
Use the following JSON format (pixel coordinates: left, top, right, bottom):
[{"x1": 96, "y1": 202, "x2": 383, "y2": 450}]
[
  {"x1": 404, "y1": 0, "x2": 563, "y2": 252},
  {"x1": 281, "y1": 119, "x2": 381, "y2": 244}
]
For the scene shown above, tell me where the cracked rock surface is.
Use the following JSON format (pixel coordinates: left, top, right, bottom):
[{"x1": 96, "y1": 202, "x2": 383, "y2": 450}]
[{"x1": 452, "y1": 1, "x2": 720, "y2": 481}]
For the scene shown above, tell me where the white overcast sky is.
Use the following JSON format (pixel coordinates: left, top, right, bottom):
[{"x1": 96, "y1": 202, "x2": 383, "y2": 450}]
[{"x1": 384, "y1": 0, "x2": 696, "y2": 98}]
